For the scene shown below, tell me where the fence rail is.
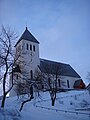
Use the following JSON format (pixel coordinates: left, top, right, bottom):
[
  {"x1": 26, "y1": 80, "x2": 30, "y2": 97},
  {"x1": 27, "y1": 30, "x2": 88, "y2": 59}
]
[
  {"x1": 35, "y1": 105, "x2": 90, "y2": 116},
  {"x1": 33, "y1": 91, "x2": 90, "y2": 117}
]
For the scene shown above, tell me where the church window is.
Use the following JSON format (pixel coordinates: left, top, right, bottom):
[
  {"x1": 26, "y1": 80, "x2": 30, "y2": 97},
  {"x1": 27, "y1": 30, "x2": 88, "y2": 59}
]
[
  {"x1": 30, "y1": 44, "x2": 32, "y2": 50},
  {"x1": 67, "y1": 80, "x2": 70, "y2": 88},
  {"x1": 58, "y1": 79, "x2": 61, "y2": 87},
  {"x1": 30, "y1": 70, "x2": 33, "y2": 79},
  {"x1": 33, "y1": 45, "x2": 35, "y2": 51},
  {"x1": 48, "y1": 78, "x2": 51, "y2": 86},
  {"x1": 27, "y1": 43, "x2": 28, "y2": 50},
  {"x1": 42, "y1": 85, "x2": 44, "y2": 89},
  {"x1": 16, "y1": 74, "x2": 18, "y2": 80}
]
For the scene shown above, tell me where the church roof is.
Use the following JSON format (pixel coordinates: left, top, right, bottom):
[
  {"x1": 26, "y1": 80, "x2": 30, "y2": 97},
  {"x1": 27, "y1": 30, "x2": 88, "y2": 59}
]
[
  {"x1": 86, "y1": 83, "x2": 90, "y2": 90},
  {"x1": 15, "y1": 27, "x2": 39, "y2": 46},
  {"x1": 39, "y1": 59, "x2": 81, "y2": 78}
]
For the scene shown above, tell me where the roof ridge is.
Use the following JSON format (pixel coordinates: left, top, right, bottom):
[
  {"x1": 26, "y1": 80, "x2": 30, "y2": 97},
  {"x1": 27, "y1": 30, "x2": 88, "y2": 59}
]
[
  {"x1": 40, "y1": 58, "x2": 69, "y2": 65},
  {"x1": 15, "y1": 27, "x2": 39, "y2": 46}
]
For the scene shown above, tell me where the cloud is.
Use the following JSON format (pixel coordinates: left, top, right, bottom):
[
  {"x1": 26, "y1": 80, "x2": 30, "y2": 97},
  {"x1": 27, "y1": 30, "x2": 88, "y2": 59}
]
[{"x1": 0, "y1": 0, "x2": 90, "y2": 83}]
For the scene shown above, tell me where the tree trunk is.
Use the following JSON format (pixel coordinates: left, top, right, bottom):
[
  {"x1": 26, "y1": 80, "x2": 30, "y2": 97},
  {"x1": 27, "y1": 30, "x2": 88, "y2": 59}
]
[
  {"x1": 1, "y1": 70, "x2": 13, "y2": 108},
  {"x1": 1, "y1": 71, "x2": 7, "y2": 108},
  {"x1": 19, "y1": 97, "x2": 33, "y2": 112},
  {"x1": 50, "y1": 90, "x2": 56, "y2": 106},
  {"x1": 52, "y1": 98, "x2": 55, "y2": 106},
  {"x1": 1, "y1": 93, "x2": 6, "y2": 108}
]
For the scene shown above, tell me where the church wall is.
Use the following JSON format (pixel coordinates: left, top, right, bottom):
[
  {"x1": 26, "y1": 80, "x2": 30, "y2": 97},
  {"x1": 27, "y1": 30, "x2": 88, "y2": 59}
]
[
  {"x1": 9, "y1": 72, "x2": 22, "y2": 97},
  {"x1": 60, "y1": 76, "x2": 80, "y2": 89},
  {"x1": 22, "y1": 40, "x2": 40, "y2": 70},
  {"x1": 15, "y1": 39, "x2": 40, "y2": 79},
  {"x1": 43, "y1": 73, "x2": 80, "y2": 90}
]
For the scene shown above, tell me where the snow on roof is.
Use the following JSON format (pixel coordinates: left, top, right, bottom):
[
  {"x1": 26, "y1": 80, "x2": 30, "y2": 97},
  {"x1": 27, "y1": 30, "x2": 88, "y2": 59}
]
[{"x1": 86, "y1": 83, "x2": 90, "y2": 90}]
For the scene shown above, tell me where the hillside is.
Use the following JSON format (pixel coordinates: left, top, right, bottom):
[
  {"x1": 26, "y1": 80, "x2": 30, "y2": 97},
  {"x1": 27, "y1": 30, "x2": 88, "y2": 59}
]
[{"x1": 0, "y1": 90, "x2": 90, "y2": 120}]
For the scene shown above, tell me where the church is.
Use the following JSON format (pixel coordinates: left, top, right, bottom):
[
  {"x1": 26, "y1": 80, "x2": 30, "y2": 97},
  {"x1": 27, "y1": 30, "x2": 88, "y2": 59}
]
[{"x1": 10, "y1": 27, "x2": 83, "y2": 96}]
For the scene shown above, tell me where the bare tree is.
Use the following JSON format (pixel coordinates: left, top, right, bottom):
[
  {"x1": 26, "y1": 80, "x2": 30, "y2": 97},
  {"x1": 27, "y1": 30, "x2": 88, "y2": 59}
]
[
  {"x1": 0, "y1": 25, "x2": 18, "y2": 108},
  {"x1": 18, "y1": 79, "x2": 33, "y2": 112},
  {"x1": 18, "y1": 70, "x2": 44, "y2": 112},
  {"x1": 15, "y1": 81, "x2": 25, "y2": 99},
  {"x1": 41, "y1": 62, "x2": 65, "y2": 106},
  {"x1": 34, "y1": 70, "x2": 45, "y2": 91}
]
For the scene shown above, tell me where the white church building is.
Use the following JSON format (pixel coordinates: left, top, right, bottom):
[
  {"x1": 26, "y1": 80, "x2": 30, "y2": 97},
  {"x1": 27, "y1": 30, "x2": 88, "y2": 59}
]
[{"x1": 10, "y1": 27, "x2": 81, "y2": 96}]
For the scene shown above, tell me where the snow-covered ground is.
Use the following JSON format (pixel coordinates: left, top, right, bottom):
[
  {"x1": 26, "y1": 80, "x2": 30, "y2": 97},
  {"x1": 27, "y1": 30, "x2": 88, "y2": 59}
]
[{"x1": 0, "y1": 90, "x2": 90, "y2": 120}]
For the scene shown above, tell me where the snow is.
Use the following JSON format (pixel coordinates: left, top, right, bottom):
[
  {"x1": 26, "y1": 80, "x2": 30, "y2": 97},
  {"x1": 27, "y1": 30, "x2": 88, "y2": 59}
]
[{"x1": 0, "y1": 90, "x2": 90, "y2": 120}]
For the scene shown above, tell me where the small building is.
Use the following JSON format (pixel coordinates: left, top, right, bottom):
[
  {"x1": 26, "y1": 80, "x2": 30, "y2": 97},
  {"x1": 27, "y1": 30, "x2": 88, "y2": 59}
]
[{"x1": 73, "y1": 79, "x2": 85, "y2": 89}]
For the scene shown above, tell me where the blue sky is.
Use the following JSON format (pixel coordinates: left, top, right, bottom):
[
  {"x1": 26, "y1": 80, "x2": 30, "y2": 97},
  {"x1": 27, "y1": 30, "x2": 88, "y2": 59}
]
[{"x1": 0, "y1": 0, "x2": 90, "y2": 84}]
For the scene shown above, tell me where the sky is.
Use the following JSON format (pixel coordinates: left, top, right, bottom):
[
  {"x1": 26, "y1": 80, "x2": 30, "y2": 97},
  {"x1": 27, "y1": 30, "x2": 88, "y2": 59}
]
[{"x1": 0, "y1": 0, "x2": 90, "y2": 84}]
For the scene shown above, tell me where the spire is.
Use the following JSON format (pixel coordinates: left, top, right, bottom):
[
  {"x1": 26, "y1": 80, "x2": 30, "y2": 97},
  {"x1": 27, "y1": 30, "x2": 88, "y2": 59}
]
[
  {"x1": 15, "y1": 27, "x2": 39, "y2": 46},
  {"x1": 25, "y1": 21, "x2": 28, "y2": 30},
  {"x1": 26, "y1": 27, "x2": 28, "y2": 30}
]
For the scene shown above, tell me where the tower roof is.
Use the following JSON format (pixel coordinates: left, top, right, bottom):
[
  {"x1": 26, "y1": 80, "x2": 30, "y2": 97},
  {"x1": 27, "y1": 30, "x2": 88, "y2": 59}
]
[{"x1": 15, "y1": 27, "x2": 39, "y2": 46}]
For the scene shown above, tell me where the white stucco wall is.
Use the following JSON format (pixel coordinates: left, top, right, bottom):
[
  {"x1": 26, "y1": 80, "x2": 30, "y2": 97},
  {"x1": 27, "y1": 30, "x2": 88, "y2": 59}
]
[
  {"x1": 9, "y1": 71, "x2": 27, "y2": 97},
  {"x1": 9, "y1": 39, "x2": 40, "y2": 96},
  {"x1": 60, "y1": 76, "x2": 80, "y2": 89},
  {"x1": 43, "y1": 74, "x2": 80, "y2": 89},
  {"x1": 15, "y1": 39, "x2": 40, "y2": 77}
]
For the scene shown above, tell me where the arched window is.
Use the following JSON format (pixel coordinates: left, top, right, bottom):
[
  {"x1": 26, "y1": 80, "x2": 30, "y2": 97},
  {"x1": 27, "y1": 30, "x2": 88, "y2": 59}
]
[
  {"x1": 33, "y1": 45, "x2": 35, "y2": 51},
  {"x1": 27, "y1": 43, "x2": 28, "y2": 50},
  {"x1": 48, "y1": 78, "x2": 51, "y2": 86},
  {"x1": 67, "y1": 80, "x2": 70, "y2": 88},
  {"x1": 16, "y1": 74, "x2": 18, "y2": 80},
  {"x1": 58, "y1": 79, "x2": 61, "y2": 87},
  {"x1": 30, "y1": 70, "x2": 33, "y2": 79},
  {"x1": 30, "y1": 44, "x2": 32, "y2": 50}
]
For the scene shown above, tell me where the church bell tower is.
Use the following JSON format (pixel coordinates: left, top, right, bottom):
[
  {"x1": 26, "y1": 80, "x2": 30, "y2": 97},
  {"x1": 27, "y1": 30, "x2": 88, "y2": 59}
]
[{"x1": 15, "y1": 27, "x2": 40, "y2": 79}]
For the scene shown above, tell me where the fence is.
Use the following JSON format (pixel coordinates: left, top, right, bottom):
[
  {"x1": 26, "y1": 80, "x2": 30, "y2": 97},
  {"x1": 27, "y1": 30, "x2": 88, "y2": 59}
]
[
  {"x1": 35, "y1": 105, "x2": 90, "y2": 116},
  {"x1": 33, "y1": 91, "x2": 90, "y2": 117}
]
